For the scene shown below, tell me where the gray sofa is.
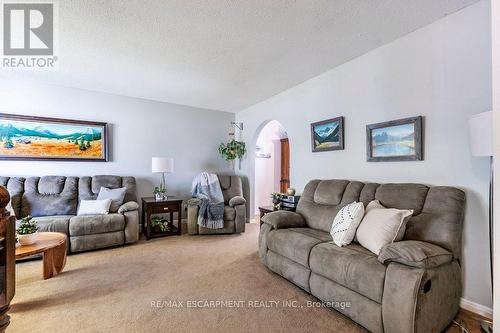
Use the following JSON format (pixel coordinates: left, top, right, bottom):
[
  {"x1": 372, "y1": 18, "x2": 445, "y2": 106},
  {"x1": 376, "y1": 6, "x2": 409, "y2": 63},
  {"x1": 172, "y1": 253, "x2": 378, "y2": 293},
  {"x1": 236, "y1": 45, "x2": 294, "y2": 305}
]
[
  {"x1": 259, "y1": 179, "x2": 465, "y2": 333},
  {"x1": 187, "y1": 175, "x2": 246, "y2": 235},
  {"x1": 3, "y1": 175, "x2": 139, "y2": 253}
]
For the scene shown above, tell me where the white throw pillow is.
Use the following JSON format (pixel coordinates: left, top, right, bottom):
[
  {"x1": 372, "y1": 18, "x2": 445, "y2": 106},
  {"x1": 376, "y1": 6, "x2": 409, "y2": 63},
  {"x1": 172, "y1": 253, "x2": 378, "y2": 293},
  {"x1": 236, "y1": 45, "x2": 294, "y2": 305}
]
[
  {"x1": 97, "y1": 187, "x2": 127, "y2": 213},
  {"x1": 355, "y1": 200, "x2": 413, "y2": 255},
  {"x1": 77, "y1": 199, "x2": 112, "y2": 216},
  {"x1": 330, "y1": 202, "x2": 365, "y2": 247}
]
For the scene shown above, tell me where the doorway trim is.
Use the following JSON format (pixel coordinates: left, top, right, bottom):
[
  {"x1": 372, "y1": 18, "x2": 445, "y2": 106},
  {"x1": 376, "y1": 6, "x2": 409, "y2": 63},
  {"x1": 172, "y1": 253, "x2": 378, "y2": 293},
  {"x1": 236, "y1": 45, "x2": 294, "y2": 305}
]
[{"x1": 251, "y1": 119, "x2": 289, "y2": 221}]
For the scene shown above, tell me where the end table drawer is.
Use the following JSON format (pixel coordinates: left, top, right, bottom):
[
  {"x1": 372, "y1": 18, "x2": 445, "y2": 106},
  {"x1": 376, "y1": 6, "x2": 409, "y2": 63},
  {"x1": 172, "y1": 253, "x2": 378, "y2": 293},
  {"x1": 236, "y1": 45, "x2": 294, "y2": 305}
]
[{"x1": 150, "y1": 204, "x2": 179, "y2": 214}]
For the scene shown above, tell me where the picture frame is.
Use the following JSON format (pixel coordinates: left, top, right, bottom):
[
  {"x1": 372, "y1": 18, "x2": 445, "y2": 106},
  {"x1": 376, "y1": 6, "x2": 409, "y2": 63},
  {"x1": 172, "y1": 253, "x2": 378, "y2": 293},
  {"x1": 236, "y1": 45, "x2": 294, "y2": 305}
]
[
  {"x1": 310, "y1": 116, "x2": 344, "y2": 152},
  {"x1": 366, "y1": 116, "x2": 423, "y2": 162},
  {"x1": 0, "y1": 113, "x2": 109, "y2": 161}
]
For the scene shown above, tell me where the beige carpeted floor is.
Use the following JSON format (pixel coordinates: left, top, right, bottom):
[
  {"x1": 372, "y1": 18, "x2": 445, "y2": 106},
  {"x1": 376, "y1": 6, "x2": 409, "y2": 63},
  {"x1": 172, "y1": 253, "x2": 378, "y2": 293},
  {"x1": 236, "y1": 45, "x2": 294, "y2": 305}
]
[{"x1": 11, "y1": 223, "x2": 365, "y2": 333}]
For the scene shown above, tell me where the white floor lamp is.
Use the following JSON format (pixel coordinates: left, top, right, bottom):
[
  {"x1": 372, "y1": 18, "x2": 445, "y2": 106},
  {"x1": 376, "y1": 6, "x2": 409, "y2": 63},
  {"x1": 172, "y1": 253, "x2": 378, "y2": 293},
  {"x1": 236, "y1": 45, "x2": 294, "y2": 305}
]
[{"x1": 469, "y1": 111, "x2": 493, "y2": 333}]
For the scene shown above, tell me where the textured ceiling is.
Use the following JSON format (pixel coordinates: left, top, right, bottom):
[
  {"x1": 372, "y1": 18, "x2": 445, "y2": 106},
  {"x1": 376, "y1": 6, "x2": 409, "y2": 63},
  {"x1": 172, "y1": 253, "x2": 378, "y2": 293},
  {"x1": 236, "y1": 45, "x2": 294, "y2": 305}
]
[{"x1": 1, "y1": 0, "x2": 480, "y2": 112}]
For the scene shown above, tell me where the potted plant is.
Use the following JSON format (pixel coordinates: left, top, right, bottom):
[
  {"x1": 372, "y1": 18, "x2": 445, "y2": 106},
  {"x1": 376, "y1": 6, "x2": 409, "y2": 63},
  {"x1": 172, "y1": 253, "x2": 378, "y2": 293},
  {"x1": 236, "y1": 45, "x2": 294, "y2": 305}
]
[
  {"x1": 153, "y1": 186, "x2": 166, "y2": 201},
  {"x1": 16, "y1": 216, "x2": 38, "y2": 246},
  {"x1": 271, "y1": 193, "x2": 282, "y2": 209},
  {"x1": 151, "y1": 216, "x2": 171, "y2": 232},
  {"x1": 218, "y1": 139, "x2": 246, "y2": 169}
]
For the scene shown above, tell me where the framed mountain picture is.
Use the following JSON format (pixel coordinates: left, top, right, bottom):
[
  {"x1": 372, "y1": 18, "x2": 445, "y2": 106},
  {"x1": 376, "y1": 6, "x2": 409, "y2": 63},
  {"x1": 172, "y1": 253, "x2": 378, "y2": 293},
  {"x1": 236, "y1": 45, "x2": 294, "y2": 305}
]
[
  {"x1": 0, "y1": 113, "x2": 108, "y2": 161},
  {"x1": 366, "y1": 116, "x2": 423, "y2": 162},
  {"x1": 311, "y1": 116, "x2": 344, "y2": 152}
]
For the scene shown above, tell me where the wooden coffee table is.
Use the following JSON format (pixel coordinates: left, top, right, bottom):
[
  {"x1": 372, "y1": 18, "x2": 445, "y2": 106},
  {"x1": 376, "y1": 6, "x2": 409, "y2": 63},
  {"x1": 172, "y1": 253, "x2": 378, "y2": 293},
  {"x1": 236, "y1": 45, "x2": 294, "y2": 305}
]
[{"x1": 15, "y1": 232, "x2": 67, "y2": 280}]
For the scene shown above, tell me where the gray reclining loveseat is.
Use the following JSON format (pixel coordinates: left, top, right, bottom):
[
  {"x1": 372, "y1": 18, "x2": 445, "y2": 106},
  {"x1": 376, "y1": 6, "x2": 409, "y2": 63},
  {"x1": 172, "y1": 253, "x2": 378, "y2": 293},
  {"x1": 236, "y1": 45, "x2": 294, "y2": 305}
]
[
  {"x1": 259, "y1": 179, "x2": 465, "y2": 333},
  {"x1": 3, "y1": 175, "x2": 139, "y2": 253}
]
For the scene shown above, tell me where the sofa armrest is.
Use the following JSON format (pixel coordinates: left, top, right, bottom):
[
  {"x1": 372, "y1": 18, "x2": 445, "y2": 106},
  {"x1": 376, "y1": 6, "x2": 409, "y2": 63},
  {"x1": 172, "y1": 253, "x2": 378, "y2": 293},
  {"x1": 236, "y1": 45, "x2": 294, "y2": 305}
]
[
  {"x1": 187, "y1": 198, "x2": 202, "y2": 206},
  {"x1": 262, "y1": 211, "x2": 306, "y2": 229},
  {"x1": 378, "y1": 240, "x2": 453, "y2": 269},
  {"x1": 229, "y1": 196, "x2": 246, "y2": 207},
  {"x1": 187, "y1": 200, "x2": 200, "y2": 235},
  {"x1": 123, "y1": 209, "x2": 139, "y2": 244},
  {"x1": 118, "y1": 201, "x2": 139, "y2": 214}
]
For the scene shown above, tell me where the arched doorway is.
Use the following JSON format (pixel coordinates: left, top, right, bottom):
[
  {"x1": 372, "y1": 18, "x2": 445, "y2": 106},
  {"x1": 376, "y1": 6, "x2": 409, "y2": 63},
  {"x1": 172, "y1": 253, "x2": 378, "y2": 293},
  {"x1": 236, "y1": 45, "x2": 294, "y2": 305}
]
[{"x1": 254, "y1": 120, "x2": 289, "y2": 218}]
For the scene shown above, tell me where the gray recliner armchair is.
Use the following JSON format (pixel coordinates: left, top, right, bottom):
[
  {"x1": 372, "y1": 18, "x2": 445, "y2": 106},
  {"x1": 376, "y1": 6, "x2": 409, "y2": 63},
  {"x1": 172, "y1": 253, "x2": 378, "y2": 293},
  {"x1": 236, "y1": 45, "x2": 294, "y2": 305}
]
[{"x1": 187, "y1": 175, "x2": 246, "y2": 235}]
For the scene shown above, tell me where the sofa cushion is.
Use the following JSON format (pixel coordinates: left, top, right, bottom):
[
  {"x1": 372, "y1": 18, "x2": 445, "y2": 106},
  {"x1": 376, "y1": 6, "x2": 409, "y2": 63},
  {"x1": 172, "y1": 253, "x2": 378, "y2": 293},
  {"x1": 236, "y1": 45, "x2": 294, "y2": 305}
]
[
  {"x1": 97, "y1": 187, "x2": 127, "y2": 212},
  {"x1": 224, "y1": 206, "x2": 236, "y2": 221},
  {"x1": 309, "y1": 242, "x2": 387, "y2": 303},
  {"x1": 21, "y1": 176, "x2": 78, "y2": 217},
  {"x1": 267, "y1": 228, "x2": 324, "y2": 267},
  {"x1": 77, "y1": 199, "x2": 112, "y2": 216},
  {"x1": 69, "y1": 213, "x2": 125, "y2": 236},
  {"x1": 17, "y1": 215, "x2": 72, "y2": 235},
  {"x1": 296, "y1": 180, "x2": 365, "y2": 233},
  {"x1": 375, "y1": 183, "x2": 428, "y2": 215},
  {"x1": 287, "y1": 227, "x2": 332, "y2": 242},
  {"x1": 313, "y1": 180, "x2": 350, "y2": 205},
  {"x1": 330, "y1": 201, "x2": 365, "y2": 247},
  {"x1": 356, "y1": 200, "x2": 413, "y2": 255},
  {"x1": 78, "y1": 176, "x2": 137, "y2": 204},
  {"x1": 219, "y1": 175, "x2": 243, "y2": 204}
]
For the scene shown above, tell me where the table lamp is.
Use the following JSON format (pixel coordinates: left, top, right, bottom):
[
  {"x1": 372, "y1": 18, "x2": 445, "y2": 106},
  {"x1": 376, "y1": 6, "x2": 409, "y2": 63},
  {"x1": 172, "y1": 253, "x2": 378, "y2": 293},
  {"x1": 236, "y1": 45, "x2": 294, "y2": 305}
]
[{"x1": 152, "y1": 157, "x2": 174, "y2": 200}]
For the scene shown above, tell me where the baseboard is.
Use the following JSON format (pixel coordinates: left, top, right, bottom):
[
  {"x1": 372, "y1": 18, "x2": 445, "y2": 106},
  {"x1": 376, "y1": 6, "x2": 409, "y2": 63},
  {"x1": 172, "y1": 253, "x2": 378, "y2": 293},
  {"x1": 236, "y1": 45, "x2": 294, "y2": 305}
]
[{"x1": 460, "y1": 298, "x2": 493, "y2": 319}]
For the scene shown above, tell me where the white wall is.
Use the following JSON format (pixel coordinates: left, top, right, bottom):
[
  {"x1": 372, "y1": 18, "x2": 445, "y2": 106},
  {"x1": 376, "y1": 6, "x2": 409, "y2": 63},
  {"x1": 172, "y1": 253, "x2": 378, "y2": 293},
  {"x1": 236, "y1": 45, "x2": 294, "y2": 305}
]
[
  {"x1": 0, "y1": 79, "x2": 234, "y2": 201},
  {"x1": 492, "y1": 0, "x2": 500, "y2": 327},
  {"x1": 237, "y1": 0, "x2": 492, "y2": 310}
]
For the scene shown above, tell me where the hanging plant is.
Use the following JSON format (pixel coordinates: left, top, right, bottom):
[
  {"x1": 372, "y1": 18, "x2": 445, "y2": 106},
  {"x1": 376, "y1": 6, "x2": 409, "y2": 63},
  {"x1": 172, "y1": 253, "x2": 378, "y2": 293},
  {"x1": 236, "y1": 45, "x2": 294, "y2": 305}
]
[{"x1": 218, "y1": 139, "x2": 246, "y2": 161}]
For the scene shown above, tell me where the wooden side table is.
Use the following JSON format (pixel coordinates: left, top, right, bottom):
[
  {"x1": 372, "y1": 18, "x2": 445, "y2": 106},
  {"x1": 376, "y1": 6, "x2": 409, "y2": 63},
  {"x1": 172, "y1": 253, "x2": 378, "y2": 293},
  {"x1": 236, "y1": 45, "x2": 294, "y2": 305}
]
[
  {"x1": 258, "y1": 205, "x2": 276, "y2": 226},
  {"x1": 142, "y1": 197, "x2": 183, "y2": 240}
]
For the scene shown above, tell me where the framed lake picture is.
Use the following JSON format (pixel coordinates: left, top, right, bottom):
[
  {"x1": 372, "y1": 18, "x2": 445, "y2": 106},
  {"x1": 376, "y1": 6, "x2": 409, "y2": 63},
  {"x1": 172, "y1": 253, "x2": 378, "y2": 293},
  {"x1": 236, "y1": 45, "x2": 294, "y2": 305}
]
[
  {"x1": 311, "y1": 116, "x2": 344, "y2": 152},
  {"x1": 0, "y1": 114, "x2": 108, "y2": 161},
  {"x1": 366, "y1": 116, "x2": 423, "y2": 162}
]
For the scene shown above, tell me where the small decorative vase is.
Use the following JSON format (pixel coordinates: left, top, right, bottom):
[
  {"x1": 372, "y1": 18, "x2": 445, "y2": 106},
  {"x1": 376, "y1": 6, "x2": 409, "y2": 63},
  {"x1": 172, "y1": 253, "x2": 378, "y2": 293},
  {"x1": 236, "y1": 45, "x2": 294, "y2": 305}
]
[
  {"x1": 287, "y1": 188, "x2": 296, "y2": 196},
  {"x1": 18, "y1": 232, "x2": 37, "y2": 246},
  {"x1": 155, "y1": 193, "x2": 164, "y2": 201}
]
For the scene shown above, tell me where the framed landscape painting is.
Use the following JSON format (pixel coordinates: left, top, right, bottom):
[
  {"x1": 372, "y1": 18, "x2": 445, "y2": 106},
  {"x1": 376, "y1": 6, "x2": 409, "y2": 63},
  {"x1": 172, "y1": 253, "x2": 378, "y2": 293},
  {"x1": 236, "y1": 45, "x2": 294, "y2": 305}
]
[
  {"x1": 311, "y1": 116, "x2": 344, "y2": 152},
  {"x1": 0, "y1": 114, "x2": 108, "y2": 161},
  {"x1": 366, "y1": 116, "x2": 423, "y2": 162}
]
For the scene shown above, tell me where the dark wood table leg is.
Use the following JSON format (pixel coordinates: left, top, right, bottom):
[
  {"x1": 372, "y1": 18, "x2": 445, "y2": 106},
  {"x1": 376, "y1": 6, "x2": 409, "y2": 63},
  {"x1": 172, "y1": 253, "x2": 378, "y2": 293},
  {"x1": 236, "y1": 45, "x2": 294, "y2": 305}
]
[
  {"x1": 146, "y1": 210, "x2": 151, "y2": 240},
  {"x1": 177, "y1": 204, "x2": 182, "y2": 235}
]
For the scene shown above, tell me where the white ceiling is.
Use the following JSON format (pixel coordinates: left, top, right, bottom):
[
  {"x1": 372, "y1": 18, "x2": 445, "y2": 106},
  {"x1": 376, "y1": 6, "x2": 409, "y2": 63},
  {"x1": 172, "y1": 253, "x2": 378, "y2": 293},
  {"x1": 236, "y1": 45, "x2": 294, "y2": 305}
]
[{"x1": 1, "y1": 0, "x2": 480, "y2": 112}]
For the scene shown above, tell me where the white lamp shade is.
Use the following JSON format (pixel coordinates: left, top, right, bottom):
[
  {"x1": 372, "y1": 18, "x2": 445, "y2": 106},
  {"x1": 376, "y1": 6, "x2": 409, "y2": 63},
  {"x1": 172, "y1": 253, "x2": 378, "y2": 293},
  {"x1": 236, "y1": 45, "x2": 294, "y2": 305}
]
[
  {"x1": 469, "y1": 111, "x2": 493, "y2": 157},
  {"x1": 152, "y1": 157, "x2": 174, "y2": 173}
]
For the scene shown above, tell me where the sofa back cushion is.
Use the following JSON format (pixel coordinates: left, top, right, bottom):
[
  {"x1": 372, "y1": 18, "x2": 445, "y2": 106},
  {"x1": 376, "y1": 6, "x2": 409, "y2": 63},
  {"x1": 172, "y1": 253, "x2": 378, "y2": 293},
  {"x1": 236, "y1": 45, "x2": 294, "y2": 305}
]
[
  {"x1": 296, "y1": 179, "x2": 465, "y2": 260},
  {"x1": 78, "y1": 176, "x2": 137, "y2": 204},
  {"x1": 21, "y1": 176, "x2": 79, "y2": 218},
  {"x1": 218, "y1": 175, "x2": 243, "y2": 204},
  {"x1": 0, "y1": 177, "x2": 25, "y2": 219}
]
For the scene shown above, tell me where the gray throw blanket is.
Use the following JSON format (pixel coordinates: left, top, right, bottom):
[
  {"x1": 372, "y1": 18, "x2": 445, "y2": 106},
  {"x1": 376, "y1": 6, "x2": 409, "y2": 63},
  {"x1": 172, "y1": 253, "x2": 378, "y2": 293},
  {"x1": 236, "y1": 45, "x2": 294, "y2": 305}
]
[{"x1": 191, "y1": 172, "x2": 224, "y2": 229}]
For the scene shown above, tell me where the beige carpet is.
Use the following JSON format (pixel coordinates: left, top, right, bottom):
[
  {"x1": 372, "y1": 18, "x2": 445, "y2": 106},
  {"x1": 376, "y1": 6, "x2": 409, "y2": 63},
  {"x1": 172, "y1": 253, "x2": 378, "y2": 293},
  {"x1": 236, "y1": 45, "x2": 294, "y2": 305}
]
[{"x1": 11, "y1": 223, "x2": 365, "y2": 333}]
